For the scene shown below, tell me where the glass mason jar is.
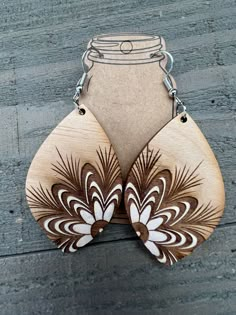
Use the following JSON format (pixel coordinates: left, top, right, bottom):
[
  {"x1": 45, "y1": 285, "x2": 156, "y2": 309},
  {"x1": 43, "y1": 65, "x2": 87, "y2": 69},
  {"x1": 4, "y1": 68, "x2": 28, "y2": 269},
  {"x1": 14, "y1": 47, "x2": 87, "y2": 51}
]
[{"x1": 80, "y1": 33, "x2": 175, "y2": 222}]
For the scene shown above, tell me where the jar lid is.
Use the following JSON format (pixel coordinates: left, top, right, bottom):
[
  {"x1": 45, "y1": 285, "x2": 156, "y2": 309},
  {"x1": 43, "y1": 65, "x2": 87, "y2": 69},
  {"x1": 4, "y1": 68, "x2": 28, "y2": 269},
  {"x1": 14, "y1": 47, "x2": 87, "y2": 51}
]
[{"x1": 87, "y1": 33, "x2": 164, "y2": 65}]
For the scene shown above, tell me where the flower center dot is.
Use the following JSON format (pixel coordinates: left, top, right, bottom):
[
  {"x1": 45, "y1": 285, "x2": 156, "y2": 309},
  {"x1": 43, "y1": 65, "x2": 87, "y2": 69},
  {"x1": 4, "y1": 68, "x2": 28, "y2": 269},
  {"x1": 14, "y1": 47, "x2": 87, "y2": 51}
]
[
  {"x1": 133, "y1": 222, "x2": 149, "y2": 242},
  {"x1": 91, "y1": 220, "x2": 106, "y2": 237}
]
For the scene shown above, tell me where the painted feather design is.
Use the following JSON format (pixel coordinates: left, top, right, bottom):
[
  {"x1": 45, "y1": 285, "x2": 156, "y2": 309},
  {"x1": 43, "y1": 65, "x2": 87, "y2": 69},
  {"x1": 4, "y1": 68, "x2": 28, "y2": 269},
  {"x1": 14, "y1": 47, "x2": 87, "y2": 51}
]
[
  {"x1": 27, "y1": 146, "x2": 122, "y2": 252},
  {"x1": 125, "y1": 146, "x2": 222, "y2": 265}
]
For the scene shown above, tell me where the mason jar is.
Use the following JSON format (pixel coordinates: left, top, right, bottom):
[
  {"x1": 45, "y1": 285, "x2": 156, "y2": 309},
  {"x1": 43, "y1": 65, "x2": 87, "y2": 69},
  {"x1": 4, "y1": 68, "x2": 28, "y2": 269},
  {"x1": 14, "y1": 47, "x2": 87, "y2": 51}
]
[{"x1": 80, "y1": 33, "x2": 175, "y2": 223}]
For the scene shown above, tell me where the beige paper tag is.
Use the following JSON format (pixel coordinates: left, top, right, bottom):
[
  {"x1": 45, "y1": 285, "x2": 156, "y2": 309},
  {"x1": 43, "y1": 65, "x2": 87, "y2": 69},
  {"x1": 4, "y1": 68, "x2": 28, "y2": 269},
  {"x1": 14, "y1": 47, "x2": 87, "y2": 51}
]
[{"x1": 80, "y1": 33, "x2": 176, "y2": 223}]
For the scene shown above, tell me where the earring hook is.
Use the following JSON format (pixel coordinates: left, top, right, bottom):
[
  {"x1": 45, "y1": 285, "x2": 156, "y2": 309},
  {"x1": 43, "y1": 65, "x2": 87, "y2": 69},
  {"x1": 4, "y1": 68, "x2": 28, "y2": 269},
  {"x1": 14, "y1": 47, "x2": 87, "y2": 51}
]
[
  {"x1": 73, "y1": 46, "x2": 103, "y2": 114},
  {"x1": 160, "y1": 50, "x2": 174, "y2": 76},
  {"x1": 150, "y1": 50, "x2": 176, "y2": 95},
  {"x1": 150, "y1": 50, "x2": 174, "y2": 76},
  {"x1": 157, "y1": 50, "x2": 175, "y2": 93},
  {"x1": 81, "y1": 46, "x2": 104, "y2": 74},
  {"x1": 153, "y1": 50, "x2": 186, "y2": 117},
  {"x1": 79, "y1": 45, "x2": 104, "y2": 87}
]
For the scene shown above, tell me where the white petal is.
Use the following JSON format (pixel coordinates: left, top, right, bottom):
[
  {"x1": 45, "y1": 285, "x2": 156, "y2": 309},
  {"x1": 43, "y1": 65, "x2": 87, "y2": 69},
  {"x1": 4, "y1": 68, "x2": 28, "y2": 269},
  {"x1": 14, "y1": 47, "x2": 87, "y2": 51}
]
[
  {"x1": 68, "y1": 241, "x2": 77, "y2": 253},
  {"x1": 80, "y1": 210, "x2": 95, "y2": 224},
  {"x1": 157, "y1": 254, "x2": 167, "y2": 264},
  {"x1": 140, "y1": 205, "x2": 152, "y2": 224},
  {"x1": 147, "y1": 217, "x2": 163, "y2": 230},
  {"x1": 103, "y1": 203, "x2": 115, "y2": 222},
  {"x1": 148, "y1": 231, "x2": 167, "y2": 242},
  {"x1": 64, "y1": 221, "x2": 81, "y2": 235},
  {"x1": 130, "y1": 202, "x2": 140, "y2": 223},
  {"x1": 144, "y1": 240, "x2": 160, "y2": 257},
  {"x1": 76, "y1": 235, "x2": 93, "y2": 247},
  {"x1": 73, "y1": 224, "x2": 91, "y2": 234},
  {"x1": 94, "y1": 200, "x2": 103, "y2": 220}
]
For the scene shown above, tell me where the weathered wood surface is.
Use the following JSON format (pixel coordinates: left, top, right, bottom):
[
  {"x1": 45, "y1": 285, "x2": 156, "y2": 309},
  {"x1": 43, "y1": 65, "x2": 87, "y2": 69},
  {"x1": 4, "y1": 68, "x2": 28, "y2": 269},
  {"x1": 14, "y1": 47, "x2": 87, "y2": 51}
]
[{"x1": 0, "y1": 0, "x2": 235, "y2": 314}]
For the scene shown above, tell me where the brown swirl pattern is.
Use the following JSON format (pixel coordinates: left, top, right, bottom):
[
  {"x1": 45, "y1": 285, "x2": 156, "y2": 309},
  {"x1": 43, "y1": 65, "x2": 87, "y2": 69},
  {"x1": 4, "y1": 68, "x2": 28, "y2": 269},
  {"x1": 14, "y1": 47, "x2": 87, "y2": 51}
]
[
  {"x1": 124, "y1": 146, "x2": 222, "y2": 265},
  {"x1": 27, "y1": 146, "x2": 122, "y2": 252}
]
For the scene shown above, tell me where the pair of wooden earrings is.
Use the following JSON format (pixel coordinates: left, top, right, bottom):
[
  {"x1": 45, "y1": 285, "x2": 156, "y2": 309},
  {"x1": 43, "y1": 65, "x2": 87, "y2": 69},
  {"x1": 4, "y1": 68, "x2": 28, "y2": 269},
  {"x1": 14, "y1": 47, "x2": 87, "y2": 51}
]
[{"x1": 26, "y1": 38, "x2": 225, "y2": 265}]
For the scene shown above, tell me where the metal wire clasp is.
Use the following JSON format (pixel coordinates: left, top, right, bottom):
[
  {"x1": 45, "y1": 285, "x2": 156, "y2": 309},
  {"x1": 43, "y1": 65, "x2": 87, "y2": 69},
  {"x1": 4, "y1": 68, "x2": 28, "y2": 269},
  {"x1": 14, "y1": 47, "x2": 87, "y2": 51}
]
[
  {"x1": 73, "y1": 46, "x2": 104, "y2": 114},
  {"x1": 163, "y1": 75, "x2": 186, "y2": 115},
  {"x1": 161, "y1": 51, "x2": 186, "y2": 116},
  {"x1": 151, "y1": 50, "x2": 187, "y2": 117},
  {"x1": 73, "y1": 51, "x2": 89, "y2": 114}
]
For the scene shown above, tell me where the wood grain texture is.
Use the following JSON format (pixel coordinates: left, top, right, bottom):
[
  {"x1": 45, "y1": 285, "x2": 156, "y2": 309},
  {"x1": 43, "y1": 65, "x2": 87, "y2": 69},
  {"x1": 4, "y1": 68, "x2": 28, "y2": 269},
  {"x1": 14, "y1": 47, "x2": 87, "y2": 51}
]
[
  {"x1": 125, "y1": 113, "x2": 225, "y2": 265},
  {"x1": 26, "y1": 105, "x2": 123, "y2": 251},
  {"x1": 0, "y1": 0, "x2": 235, "y2": 314}
]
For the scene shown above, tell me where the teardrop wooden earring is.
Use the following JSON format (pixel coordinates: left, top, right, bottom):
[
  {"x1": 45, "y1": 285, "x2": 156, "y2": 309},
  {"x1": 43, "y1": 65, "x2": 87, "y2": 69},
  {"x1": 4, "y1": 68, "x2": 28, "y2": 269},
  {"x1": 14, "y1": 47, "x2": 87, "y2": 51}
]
[
  {"x1": 124, "y1": 51, "x2": 225, "y2": 265},
  {"x1": 26, "y1": 49, "x2": 122, "y2": 252}
]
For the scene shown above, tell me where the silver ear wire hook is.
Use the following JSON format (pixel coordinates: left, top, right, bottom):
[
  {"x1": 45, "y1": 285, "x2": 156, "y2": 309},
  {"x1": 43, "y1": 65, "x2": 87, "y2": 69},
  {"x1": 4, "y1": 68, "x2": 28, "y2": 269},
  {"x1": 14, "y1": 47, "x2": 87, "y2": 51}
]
[
  {"x1": 73, "y1": 46, "x2": 104, "y2": 114},
  {"x1": 73, "y1": 52, "x2": 88, "y2": 114},
  {"x1": 150, "y1": 50, "x2": 174, "y2": 75},
  {"x1": 151, "y1": 50, "x2": 187, "y2": 118}
]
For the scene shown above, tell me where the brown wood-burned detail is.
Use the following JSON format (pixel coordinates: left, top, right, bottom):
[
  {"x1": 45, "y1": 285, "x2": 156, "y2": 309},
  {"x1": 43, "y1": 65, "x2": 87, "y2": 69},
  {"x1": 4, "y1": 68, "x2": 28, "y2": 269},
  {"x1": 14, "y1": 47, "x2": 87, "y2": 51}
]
[
  {"x1": 27, "y1": 145, "x2": 122, "y2": 252},
  {"x1": 125, "y1": 145, "x2": 223, "y2": 266}
]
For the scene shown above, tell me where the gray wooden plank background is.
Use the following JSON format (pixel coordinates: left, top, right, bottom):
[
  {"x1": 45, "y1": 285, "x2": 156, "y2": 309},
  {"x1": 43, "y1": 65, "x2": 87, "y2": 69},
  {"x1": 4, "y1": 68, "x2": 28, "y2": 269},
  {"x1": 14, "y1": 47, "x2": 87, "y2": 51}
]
[{"x1": 0, "y1": 0, "x2": 235, "y2": 314}]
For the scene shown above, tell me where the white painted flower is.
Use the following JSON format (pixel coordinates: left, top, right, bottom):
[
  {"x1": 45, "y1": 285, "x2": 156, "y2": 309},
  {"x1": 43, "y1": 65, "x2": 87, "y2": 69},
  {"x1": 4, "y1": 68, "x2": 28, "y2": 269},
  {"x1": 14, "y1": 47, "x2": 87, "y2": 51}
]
[
  {"x1": 73, "y1": 201, "x2": 115, "y2": 248},
  {"x1": 28, "y1": 146, "x2": 123, "y2": 253},
  {"x1": 125, "y1": 146, "x2": 219, "y2": 265},
  {"x1": 130, "y1": 202, "x2": 167, "y2": 257}
]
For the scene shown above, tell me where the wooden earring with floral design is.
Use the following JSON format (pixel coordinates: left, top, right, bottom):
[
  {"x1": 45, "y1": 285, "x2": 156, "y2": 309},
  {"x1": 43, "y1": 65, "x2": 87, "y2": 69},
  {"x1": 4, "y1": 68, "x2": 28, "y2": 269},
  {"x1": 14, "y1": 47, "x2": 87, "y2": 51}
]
[
  {"x1": 25, "y1": 51, "x2": 123, "y2": 252},
  {"x1": 124, "y1": 51, "x2": 225, "y2": 265}
]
